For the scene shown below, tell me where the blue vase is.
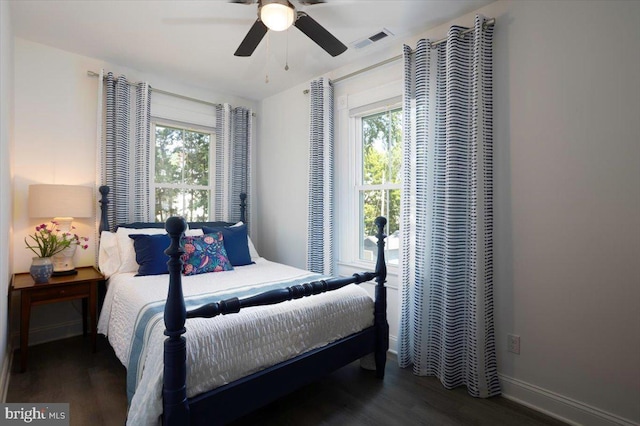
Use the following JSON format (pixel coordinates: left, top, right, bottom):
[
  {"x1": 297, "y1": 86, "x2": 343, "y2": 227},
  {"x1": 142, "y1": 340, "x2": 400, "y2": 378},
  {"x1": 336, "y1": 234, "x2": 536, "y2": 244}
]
[{"x1": 30, "y1": 257, "x2": 53, "y2": 283}]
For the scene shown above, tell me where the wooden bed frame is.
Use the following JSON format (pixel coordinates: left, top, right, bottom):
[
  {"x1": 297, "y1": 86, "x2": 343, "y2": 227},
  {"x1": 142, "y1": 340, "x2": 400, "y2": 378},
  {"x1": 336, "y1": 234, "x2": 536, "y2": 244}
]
[{"x1": 98, "y1": 185, "x2": 389, "y2": 425}]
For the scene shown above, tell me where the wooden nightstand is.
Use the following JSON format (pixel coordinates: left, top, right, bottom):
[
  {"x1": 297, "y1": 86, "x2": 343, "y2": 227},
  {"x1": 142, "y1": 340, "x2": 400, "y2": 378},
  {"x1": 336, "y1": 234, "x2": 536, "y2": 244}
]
[{"x1": 10, "y1": 266, "x2": 104, "y2": 372}]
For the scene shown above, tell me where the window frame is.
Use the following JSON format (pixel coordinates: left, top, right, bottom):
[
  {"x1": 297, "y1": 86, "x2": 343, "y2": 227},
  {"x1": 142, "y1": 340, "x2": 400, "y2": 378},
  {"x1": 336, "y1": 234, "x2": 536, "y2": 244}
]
[
  {"x1": 352, "y1": 104, "x2": 402, "y2": 265},
  {"x1": 344, "y1": 96, "x2": 403, "y2": 271},
  {"x1": 150, "y1": 119, "x2": 216, "y2": 222}
]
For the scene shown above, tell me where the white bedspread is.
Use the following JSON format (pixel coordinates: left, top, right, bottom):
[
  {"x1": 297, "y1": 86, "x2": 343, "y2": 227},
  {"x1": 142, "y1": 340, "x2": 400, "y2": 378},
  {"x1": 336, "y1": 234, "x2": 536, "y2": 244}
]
[{"x1": 97, "y1": 258, "x2": 374, "y2": 425}]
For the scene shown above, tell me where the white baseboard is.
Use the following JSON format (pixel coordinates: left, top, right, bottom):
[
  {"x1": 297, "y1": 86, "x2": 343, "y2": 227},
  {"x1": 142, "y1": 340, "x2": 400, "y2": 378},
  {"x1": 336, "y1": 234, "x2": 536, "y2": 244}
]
[
  {"x1": 389, "y1": 334, "x2": 398, "y2": 355},
  {"x1": 10, "y1": 319, "x2": 83, "y2": 349},
  {"x1": 0, "y1": 345, "x2": 11, "y2": 402},
  {"x1": 499, "y1": 374, "x2": 639, "y2": 426}
]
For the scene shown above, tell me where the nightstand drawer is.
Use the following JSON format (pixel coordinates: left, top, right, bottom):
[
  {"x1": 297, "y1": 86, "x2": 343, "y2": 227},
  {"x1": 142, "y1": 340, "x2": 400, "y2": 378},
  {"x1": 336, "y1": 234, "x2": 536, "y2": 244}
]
[{"x1": 29, "y1": 283, "x2": 90, "y2": 303}]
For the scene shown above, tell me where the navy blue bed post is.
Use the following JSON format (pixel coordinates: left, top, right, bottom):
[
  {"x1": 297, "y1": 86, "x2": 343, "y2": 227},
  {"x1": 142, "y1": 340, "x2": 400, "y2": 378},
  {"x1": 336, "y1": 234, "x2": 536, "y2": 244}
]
[
  {"x1": 163, "y1": 217, "x2": 190, "y2": 425},
  {"x1": 374, "y1": 216, "x2": 389, "y2": 379},
  {"x1": 98, "y1": 185, "x2": 110, "y2": 233},
  {"x1": 240, "y1": 193, "x2": 247, "y2": 224}
]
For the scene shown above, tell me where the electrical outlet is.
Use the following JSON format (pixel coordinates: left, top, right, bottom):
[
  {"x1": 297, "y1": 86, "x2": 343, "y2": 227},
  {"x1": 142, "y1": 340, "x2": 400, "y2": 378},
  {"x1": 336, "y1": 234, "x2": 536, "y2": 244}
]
[{"x1": 507, "y1": 334, "x2": 520, "y2": 354}]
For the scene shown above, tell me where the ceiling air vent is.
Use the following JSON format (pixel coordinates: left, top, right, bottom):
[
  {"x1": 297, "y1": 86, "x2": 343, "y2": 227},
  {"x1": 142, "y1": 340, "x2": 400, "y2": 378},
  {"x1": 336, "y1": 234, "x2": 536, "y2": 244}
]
[{"x1": 351, "y1": 28, "x2": 394, "y2": 50}]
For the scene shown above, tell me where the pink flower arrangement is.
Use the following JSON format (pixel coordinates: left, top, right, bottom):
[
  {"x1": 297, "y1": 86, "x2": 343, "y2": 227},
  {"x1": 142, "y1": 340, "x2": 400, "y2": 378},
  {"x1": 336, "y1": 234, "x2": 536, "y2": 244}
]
[{"x1": 25, "y1": 222, "x2": 89, "y2": 258}]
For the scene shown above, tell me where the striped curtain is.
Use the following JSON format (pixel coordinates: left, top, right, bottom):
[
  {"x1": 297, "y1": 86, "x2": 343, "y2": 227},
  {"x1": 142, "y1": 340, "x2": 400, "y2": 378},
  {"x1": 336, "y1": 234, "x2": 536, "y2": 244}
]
[
  {"x1": 398, "y1": 15, "x2": 500, "y2": 398},
  {"x1": 307, "y1": 78, "x2": 334, "y2": 275},
  {"x1": 230, "y1": 107, "x2": 251, "y2": 223},
  {"x1": 133, "y1": 82, "x2": 151, "y2": 222},
  {"x1": 215, "y1": 104, "x2": 252, "y2": 223},
  {"x1": 103, "y1": 72, "x2": 129, "y2": 228},
  {"x1": 101, "y1": 72, "x2": 152, "y2": 227}
]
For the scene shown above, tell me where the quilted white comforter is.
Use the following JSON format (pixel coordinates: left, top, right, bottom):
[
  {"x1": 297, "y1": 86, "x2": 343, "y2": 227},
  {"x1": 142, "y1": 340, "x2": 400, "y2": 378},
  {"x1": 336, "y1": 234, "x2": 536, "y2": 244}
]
[{"x1": 97, "y1": 258, "x2": 374, "y2": 425}]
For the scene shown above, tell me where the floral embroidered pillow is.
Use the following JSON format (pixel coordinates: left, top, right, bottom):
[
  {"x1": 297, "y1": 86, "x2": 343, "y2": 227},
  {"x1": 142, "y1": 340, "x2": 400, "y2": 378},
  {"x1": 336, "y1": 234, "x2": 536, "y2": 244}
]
[{"x1": 181, "y1": 232, "x2": 234, "y2": 276}]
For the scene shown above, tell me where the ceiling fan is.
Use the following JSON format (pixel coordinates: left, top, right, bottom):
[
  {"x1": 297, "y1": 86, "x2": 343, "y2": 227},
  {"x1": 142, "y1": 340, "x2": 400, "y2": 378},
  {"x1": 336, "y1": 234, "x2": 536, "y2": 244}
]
[{"x1": 232, "y1": 0, "x2": 348, "y2": 58}]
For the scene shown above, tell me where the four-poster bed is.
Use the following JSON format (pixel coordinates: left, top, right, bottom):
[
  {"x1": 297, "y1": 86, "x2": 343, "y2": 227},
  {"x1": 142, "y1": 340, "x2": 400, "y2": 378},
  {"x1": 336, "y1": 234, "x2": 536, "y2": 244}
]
[{"x1": 97, "y1": 185, "x2": 389, "y2": 425}]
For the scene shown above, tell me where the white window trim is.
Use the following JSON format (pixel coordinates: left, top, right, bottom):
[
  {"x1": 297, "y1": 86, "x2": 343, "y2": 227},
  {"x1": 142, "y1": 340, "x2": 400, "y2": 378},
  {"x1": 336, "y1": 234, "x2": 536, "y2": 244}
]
[
  {"x1": 150, "y1": 119, "x2": 216, "y2": 221},
  {"x1": 352, "y1": 105, "x2": 402, "y2": 266},
  {"x1": 336, "y1": 81, "x2": 402, "y2": 274}
]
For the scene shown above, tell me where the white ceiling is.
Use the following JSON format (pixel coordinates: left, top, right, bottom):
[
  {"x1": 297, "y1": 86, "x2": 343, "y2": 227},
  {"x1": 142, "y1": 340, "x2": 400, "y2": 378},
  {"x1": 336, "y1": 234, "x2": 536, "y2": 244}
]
[{"x1": 10, "y1": 0, "x2": 492, "y2": 101}]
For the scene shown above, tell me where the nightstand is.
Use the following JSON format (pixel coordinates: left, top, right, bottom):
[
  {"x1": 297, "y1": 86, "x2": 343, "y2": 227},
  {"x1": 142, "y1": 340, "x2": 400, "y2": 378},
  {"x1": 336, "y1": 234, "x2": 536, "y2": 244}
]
[{"x1": 10, "y1": 266, "x2": 104, "y2": 372}]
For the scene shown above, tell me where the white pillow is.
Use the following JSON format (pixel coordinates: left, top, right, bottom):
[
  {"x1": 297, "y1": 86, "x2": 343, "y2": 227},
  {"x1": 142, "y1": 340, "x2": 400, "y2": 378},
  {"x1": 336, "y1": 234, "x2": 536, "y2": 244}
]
[
  {"x1": 186, "y1": 229, "x2": 204, "y2": 237},
  {"x1": 248, "y1": 237, "x2": 260, "y2": 260},
  {"x1": 98, "y1": 231, "x2": 120, "y2": 278},
  {"x1": 116, "y1": 227, "x2": 167, "y2": 273}
]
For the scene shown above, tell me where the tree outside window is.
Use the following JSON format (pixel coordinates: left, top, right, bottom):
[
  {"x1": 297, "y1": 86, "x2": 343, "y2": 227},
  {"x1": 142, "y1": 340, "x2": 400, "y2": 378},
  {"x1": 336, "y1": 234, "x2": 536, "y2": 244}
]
[{"x1": 153, "y1": 124, "x2": 213, "y2": 222}]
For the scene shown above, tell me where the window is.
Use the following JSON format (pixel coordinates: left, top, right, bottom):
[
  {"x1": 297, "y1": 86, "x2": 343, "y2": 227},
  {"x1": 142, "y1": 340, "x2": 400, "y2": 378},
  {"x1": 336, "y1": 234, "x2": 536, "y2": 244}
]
[
  {"x1": 152, "y1": 122, "x2": 214, "y2": 222},
  {"x1": 356, "y1": 107, "x2": 402, "y2": 265}
]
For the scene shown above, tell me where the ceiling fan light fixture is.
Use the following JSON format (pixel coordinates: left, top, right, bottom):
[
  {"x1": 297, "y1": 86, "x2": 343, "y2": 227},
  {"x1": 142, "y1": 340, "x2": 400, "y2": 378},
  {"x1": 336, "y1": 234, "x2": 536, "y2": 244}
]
[{"x1": 260, "y1": 1, "x2": 295, "y2": 32}]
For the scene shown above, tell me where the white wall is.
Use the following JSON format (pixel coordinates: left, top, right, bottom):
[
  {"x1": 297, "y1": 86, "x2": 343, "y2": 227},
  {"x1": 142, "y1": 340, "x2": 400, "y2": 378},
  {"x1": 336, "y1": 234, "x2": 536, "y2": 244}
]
[
  {"x1": 490, "y1": 1, "x2": 639, "y2": 424},
  {"x1": 255, "y1": 81, "x2": 311, "y2": 269},
  {"x1": 0, "y1": 0, "x2": 15, "y2": 402},
  {"x1": 11, "y1": 38, "x2": 258, "y2": 346},
  {"x1": 256, "y1": 1, "x2": 640, "y2": 425}
]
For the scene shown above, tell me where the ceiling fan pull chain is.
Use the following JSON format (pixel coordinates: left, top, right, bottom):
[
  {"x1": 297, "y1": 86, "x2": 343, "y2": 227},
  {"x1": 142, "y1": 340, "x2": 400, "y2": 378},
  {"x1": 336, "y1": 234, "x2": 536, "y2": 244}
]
[
  {"x1": 265, "y1": 31, "x2": 270, "y2": 83},
  {"x1": 285, "y1": 28, "x2": 290, "y2": 71}
]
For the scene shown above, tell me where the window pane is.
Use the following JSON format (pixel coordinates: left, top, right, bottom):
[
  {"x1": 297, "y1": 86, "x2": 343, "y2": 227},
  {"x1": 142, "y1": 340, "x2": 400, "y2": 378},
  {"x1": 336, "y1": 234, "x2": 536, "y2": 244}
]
[
  {"x1": 155, "y1": 126, "x2": 184, "y2": 184},
  {"x1": 359, "y1": 189, "x2": 400, "y2": 264},
  {"x1": 154, "y1": 123, "x2": 213, "y2": 221},
  {"x1": 362, "y1": 108, "x2": 402, "y2": 185},
  {"x1": 184, "y1": 130, "x2": 210, "y2": 186},
  {"x1": 155, "y1": 125, "x2": 210, "y2": 186},
  {"x1": 155, "y1": 187, "x2": 209, "y2": 223}
]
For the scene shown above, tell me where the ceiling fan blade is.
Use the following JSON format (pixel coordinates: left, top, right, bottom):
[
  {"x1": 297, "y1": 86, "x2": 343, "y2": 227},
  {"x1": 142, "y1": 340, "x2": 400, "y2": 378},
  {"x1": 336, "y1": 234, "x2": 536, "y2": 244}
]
[
  {"x1": 234, "y1": 19, "x2": 268, "y2": 57},
  {"x1": 297, "y1": 1, "x2": 326, "y2": 4},
  {"x1": 294, "y1": 12, "x2": 347, "y2": 57}
]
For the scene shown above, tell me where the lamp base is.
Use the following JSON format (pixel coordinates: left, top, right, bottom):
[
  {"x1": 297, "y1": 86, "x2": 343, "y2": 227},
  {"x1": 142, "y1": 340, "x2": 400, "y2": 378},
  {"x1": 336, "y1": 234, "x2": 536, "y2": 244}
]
[
  {"x1": 52, "y1": 269, "x2": 78, "y2": 277},
  {"x1": 52, "y1": 241, "x2": 77, "y2": 276}
]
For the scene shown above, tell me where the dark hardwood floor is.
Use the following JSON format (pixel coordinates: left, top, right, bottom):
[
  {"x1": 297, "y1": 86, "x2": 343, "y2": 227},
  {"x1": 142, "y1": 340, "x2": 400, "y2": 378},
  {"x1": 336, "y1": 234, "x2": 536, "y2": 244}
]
[{"x1": 7, "y1": 336, "x2": 567, "y2": 426}]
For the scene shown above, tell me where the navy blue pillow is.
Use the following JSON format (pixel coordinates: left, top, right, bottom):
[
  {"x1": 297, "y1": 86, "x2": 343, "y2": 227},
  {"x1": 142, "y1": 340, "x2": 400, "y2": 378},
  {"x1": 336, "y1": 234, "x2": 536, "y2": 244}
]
[
  {"x1": 129, "y1": 234, "x2": 171, "y2": 276},
  {"x1": 202, "y1": 224, "x2": 253, "y2": 266}
]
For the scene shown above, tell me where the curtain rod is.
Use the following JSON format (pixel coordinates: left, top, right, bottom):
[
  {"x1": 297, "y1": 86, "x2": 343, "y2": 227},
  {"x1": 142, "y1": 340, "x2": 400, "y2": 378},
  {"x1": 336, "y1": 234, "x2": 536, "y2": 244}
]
[
  {"x1": 87, "y1": 70, "x2": 222, "y2": 108},
  {"x1": 303, "y1": 17, "x2": 495, "y2": 93}
]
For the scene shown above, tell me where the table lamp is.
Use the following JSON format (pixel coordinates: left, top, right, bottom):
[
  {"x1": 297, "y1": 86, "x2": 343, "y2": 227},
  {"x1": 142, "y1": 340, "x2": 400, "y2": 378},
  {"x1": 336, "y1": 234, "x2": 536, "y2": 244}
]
[{"x1": 28, "y1": 184, "x2": 93, "y2": 276}]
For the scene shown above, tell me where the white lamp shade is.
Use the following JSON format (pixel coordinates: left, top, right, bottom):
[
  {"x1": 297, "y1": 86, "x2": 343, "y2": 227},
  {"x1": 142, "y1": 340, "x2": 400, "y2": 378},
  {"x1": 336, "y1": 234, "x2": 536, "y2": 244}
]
[
  {"x1": 28, "y1": 184, "x2": 93, "y2": 219},
  {"x1": 260, "y1": 3, "x2": 295, "y2": 31}
]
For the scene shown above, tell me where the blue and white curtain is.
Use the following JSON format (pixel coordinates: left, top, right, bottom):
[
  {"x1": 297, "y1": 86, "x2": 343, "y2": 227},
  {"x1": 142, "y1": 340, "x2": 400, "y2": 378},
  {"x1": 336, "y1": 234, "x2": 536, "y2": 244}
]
[
  {"x1": 134, "y1": 82, "x2": 151, "y2": 222},
  {"x1": 307, "y1": 78, "x2": 335, "y2": 275},
  {"x1": 214, "y1": 104, "x2": 252, "y2": 224},
  {"x1": 98, "y1": 72, "x2": 151, "y2": 229},
  {"x1": 398, "y1": 15, "x2": 500, "y2": 398}
]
